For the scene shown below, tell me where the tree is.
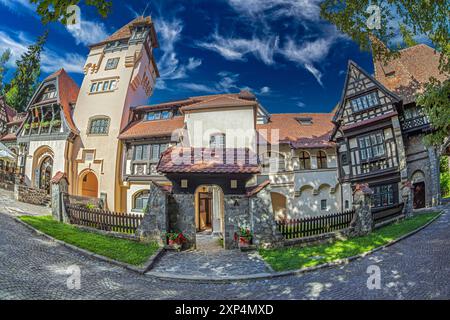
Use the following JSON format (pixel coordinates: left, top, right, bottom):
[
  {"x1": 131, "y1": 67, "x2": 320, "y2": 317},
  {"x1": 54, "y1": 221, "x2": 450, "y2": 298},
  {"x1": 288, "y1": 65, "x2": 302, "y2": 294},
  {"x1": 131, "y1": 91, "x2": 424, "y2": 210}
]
[
  {"x1": 0, "y1": 49, "x2": 11, "y2": 95},
  {"x1": 29, "y1": 0, "x2": 112, "y2": 25},
  {"x1": 399, "y1": 25, "x2": 417, "y2": 48},
  {"x1": 5, "y1": 31, "x2": 48, "y2": 112},
  {"x1": 320, "y1": 0, "x2": 449, "y2": 147}
]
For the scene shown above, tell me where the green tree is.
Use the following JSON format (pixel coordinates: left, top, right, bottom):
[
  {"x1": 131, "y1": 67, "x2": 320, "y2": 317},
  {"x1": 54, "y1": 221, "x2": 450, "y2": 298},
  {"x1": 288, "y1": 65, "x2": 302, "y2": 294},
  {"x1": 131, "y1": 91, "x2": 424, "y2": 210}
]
[
  {"x1": 5, "y1": 31, "x2": 48, "y2": 112},
  {"x1": 399, "y1": 25, "x2": 418, "y2": 48},
  {"x1": 30, "y1": 0, "x2": 112, "y2": 25},
  {"x1": 0, "y1": 49, "x2": 11, "y2": 95},
  {"x1": 320, "y1": 0, "x2": 449, "y2": 147}
]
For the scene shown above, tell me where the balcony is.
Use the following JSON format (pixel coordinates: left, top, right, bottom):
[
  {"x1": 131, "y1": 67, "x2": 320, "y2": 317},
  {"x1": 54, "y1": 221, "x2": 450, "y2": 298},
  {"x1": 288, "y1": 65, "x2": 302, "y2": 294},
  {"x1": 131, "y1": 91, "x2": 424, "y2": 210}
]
[{"x1": 400, "y1": 114, "x2": 431, "y2": 134}]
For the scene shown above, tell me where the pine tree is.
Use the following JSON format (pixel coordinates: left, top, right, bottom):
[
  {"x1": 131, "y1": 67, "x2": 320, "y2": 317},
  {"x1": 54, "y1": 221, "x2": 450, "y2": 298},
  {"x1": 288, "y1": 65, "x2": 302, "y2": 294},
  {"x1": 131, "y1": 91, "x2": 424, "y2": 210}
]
[
  {"x1": 0, "y1": 49, "x2": 11, "y2": 95},
  {"x1": 5, "y1": 31, "x2": 48, "y2": 112}
]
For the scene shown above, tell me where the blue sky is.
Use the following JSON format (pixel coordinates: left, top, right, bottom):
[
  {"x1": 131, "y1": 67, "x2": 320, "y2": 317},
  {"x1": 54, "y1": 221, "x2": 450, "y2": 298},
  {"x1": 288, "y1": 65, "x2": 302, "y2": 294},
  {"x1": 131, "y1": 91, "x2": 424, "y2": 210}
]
[{"x1": 0, "y1": 0, "x2": 381, "y2": 113}]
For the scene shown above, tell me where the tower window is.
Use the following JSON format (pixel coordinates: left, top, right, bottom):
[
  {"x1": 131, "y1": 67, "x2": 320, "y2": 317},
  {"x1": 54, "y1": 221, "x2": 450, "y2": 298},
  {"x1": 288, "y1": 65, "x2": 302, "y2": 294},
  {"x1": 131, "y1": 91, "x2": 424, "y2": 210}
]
[
  {"x1": 90, "y1": 80, "x2": 118, "y2": 93},
  {"x1": 105, "y1": 58, "x2": 120, "y2": 70},
  {"x1": 88, "y1": 117, "x2": 110, "y2": 135}
]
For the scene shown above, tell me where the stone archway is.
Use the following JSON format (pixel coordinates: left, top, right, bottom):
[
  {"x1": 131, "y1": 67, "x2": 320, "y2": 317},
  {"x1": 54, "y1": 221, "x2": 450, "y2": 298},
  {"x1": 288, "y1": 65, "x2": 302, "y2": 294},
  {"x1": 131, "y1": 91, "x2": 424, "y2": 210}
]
[
  {"x1": 411, "y1": 170, "x2": 426, "y2": 209},
  {"x1": 78, "y1": 170, "x2": 99, "y2": 198}
]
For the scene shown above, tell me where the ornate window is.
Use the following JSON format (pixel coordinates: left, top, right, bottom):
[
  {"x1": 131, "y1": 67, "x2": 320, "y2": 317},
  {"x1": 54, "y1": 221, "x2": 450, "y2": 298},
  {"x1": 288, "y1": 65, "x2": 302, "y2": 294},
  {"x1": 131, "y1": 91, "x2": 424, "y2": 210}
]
[
  {"x1": 105, "y1": 58, "x2": 120, "y2": 70},
  {"x1": 210, "y1": 133, "x2": 226, "y2": 149},
  {"x1": 350, "y1": 91, "x2": 379, "y2": 112},
  {"x1": 88, "y1": 117, "x2": 110, "y2": 135},
  {"x1": 298, "y1": 151, "x2": 311, "y2": 170},
  {"x1": 317, "y1": 151, "x2": 327, "y2": 169},
  {"x1": 133, "y1": 190, "x2": 150, "y2": 211},
  {"x1": 358, "y1": 132, "x2": 385, "y2": 161},
  {"x1": 89, "y1": 80, "x2": 118, "y2": 93}
]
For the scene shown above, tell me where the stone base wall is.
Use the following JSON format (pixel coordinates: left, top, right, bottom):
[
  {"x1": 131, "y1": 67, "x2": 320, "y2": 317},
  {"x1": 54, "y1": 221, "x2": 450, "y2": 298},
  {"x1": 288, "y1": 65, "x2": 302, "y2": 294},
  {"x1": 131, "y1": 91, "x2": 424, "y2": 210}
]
[
  {"x1": 15, "y1": 184, "x2": 51, "y2": 207},
  {"x1": 223, "y1": 195, "x2": 250, "y2": 249},
  {"x1": 168, "y1": 193, "x2": 196, "y2": 249}
]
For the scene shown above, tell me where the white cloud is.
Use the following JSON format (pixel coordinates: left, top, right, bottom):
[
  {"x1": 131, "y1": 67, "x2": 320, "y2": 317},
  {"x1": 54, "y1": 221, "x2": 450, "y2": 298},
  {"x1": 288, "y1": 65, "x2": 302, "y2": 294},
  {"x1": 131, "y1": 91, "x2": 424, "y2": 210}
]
[
  {"x1": 179, "y1": 82, "x2": 215, "y2": 92},
  {"x1": 279, "y1": 37, "x2": 337, "y2": 86},
  {"x1": 66, "y1": 20, "x2": 109, "y2": 46},
  {"x1": 0, "y1": 0, "x2": 35, "y2": 12},
  {"x1": 297, "y1": 101, "x2": 306, "y2": 108},
  {"x1": 197, "y1": 33, "x2": 279, "y2": 65},
  {"x1": 0, "y1": 29, "x2": 85, "y2": 74},
  {"x1": 226, "y1": 0, "x2": 322, "y2": 22},
  {"x1": 259, "y1": 86, "x2": 271, "y2": 94},
  {"x1": 155, "y1": 17, "x2": 202, "y2": 87}
]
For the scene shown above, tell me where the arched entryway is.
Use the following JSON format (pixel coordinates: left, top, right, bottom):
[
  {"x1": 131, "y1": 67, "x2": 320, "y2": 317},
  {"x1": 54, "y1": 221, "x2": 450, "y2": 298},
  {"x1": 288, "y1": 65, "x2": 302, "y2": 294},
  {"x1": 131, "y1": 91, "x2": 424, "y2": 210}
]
[
  {"x1": 79, "y1": 171, "x2": 99, "y2": 198},
  {"x1": 411, "y1": 170, "x2": 426, "y2": 209},
  {"x1": 39, "y1": 156, "x2": 53, "y2": 194},
  {"x1": 195, "y1": 185, "x2": 224, "y2": 234},
  {"x1": 271, "y1": 192, "x2": 287, "y2": 220}
]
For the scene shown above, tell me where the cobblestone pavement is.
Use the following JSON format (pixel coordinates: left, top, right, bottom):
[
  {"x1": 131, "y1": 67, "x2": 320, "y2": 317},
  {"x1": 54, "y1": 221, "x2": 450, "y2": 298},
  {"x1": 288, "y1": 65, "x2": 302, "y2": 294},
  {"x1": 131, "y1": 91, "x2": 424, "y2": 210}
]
[
  {"x1": 149, "y1": 233, "x2": 271, "y2": 278},
  {"x1": 0, "y1": 206, "x2": 449, "y2": 300},
  {"x1": 0, "y1": 189, "x2": 50, "y2": 217}
]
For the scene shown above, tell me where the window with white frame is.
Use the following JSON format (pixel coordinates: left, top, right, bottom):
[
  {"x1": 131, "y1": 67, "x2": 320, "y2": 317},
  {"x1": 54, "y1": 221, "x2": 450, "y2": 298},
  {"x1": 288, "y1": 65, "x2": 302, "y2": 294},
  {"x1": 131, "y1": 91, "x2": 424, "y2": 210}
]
[
  {"x1": 105, "y1": 58, "x2": 120, "y2": 70},
  {"x1": 350, "y1": 91, "x2": 379, "y2": 112},
  {"x1": 132, "y1": 143, "x2": 168, "y2": 162},
  {"x1": 210, "y1": 133, "x2": 226, "y2": 149},
  {"x1": 133, "y1": 190, "x2": 149, "y2": 211},
  {"x1": 358, "y1": 132, "x2": 385, "y2": 161},
  {"x1": 146, "y1": 110, "x2": 172, "y2": 121},
  {"x1": 90, "y1": 80, "x2": 117, "y2": 93},
  {"x1": 88, "y1": 117, "x2": 110, "y2": 135}
]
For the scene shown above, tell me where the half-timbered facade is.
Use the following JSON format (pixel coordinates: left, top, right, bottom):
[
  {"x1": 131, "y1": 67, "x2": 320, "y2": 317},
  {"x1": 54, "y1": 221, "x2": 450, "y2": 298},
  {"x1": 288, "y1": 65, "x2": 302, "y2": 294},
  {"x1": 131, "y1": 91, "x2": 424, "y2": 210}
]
[
  {"x1": 16, "y1": 69, "x2": 80, "y2": 193},
  {"x1": 332, "y1": 60, "x2": 408, "y2": 215}
]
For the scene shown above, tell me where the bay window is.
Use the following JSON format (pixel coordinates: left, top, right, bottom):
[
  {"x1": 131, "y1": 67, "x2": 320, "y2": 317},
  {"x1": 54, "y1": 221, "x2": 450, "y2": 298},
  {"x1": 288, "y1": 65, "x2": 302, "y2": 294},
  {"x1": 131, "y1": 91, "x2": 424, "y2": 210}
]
[{"x1": 358, "y1": 132, "x2": 385, "y2": 161}]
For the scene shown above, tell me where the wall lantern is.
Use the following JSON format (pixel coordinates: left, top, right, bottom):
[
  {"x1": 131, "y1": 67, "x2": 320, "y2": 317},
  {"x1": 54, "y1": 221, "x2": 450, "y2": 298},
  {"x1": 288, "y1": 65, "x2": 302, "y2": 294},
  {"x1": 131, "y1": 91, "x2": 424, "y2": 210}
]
[
  {"x1": 230, "y1": 180, "x2": 238, "y2": 189},
  {"x1": 181, "y1": 179, "x2": 188, "y2": 188}
]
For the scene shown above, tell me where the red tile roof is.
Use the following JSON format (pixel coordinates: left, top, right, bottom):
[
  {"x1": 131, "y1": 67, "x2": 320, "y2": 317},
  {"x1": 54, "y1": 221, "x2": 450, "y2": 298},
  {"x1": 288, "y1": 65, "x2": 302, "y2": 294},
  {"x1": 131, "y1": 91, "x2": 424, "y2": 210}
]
[
  {"x1": 246, "y1": 180, "x2": 270, "y2": 197},
  {"x1": 0, "y1": 132, "x2": 17, "y2": 142},
  {"x1": 180, "y1": 95, "x2": 257, "y2": 112},
  {"x1": 257, "y1": 113, "x2": 335, "y2": 147},
  {"x1": 51, "y1": 171, "x2": 68, "y2": 184},
  {"x1": 118, "y1": 116, "x2": 185, "y2": 140},
  {"x1": 157, "y1": 147, "x2": 260, "y2": 174},
  {"x1": 40, "y1": 69, "x2": 80, "y2": 134},
  {"x1": 373, "y1": 43, "x2": 448, "y2": 103},
  {"x1": 89, "y1": 16, "x2": 158, "y2": 48}
]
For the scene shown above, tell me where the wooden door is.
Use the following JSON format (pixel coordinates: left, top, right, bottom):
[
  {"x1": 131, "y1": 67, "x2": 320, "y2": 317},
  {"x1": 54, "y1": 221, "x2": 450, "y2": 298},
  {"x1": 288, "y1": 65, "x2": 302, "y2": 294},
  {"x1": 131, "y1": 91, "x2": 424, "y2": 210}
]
[
  {"x1": 198, "y1": 192, "x2": 212, "y2": 231},
  {"x1": 413, "y1": 182, "x2": 425, "y2": 209}
]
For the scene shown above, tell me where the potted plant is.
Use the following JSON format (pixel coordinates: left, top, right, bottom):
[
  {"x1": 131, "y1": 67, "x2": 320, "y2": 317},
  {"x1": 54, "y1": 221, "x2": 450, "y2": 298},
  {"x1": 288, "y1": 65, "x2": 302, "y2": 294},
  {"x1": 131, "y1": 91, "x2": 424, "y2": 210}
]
[
  {"x1": 238, "y1": 227, "x2": 253, "y2": 247},
  {"x1": 30, "y1": 122, "x2": 39, "y2": 129},
  {"x1": 166, "y1": 231, "x2": 187, "y2": 250},
  {"x1": 24, "y1": 123, "x2": 30, "y2": 130},
  {"x1": 51, "y1": 120, "x2": 62, "y2": 127},
  {"x1": 41, "y1": 121, "x2": 51, "y2": 128}
]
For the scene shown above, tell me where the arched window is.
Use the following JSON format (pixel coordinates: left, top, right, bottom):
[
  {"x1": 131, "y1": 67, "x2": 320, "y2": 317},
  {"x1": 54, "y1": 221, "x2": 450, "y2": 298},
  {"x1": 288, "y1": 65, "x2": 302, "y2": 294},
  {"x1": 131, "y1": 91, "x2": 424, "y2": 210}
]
[
  {"x1": 133, "y1": 190, "x2": 150, "y2": 212},
  {"x1": 260, "y1": 151, "x2": 285, "y2": 172},
  {"x1": 317, "y1": 151, "x2": 327, "y2": 169},
  {"x1": 88, "y1": 117, "x2": 110, "y2": 135},
  {"x1": 299, "y1": 151, "x2": 311, "y2": 170}
]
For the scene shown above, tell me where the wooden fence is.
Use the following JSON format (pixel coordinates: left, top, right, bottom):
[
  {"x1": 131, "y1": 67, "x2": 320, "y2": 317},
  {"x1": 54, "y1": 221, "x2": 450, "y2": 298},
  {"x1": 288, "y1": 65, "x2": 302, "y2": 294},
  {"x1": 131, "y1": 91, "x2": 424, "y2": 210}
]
[
  {"x1": 66, "y1": 204, "x2": 143, "y2": 234},
  {"x1": 276, "y1": 210, "x2": 356, "y2": 239},
  {"x1": 372, "y1": 203, "x2": 404, "y2": 225}
]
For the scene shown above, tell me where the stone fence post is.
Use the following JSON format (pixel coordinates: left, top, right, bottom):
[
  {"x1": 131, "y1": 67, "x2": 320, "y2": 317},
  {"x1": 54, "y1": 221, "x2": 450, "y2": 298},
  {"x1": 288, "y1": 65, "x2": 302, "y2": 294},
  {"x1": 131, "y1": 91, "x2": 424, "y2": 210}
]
[
  {"x1": 353, "y1": 183, "x2": 374, "y2": 236},
  {"x1": 401, "y1": 181, "x2": 413, "y2": 218},
  {"x1": 50, "y1": 172, "x2": 69, "y2": 223},
  {"x1": 136, "y1": 182, "x2": 169, "y2": 245}
]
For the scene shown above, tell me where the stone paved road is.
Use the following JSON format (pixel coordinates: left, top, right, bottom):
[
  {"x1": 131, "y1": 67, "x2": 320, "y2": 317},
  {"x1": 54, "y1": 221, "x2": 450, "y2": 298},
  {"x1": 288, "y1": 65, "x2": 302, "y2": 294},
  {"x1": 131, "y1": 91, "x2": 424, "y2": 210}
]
[{"x1": 0, "y1": 206, "x2": 449, "y2": 300}]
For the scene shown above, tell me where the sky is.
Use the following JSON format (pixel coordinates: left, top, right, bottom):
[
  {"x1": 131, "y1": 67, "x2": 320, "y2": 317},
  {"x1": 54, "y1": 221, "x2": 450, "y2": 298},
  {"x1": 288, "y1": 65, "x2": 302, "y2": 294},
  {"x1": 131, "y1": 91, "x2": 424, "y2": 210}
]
[{"x1": 0, "y1": 0, "x2": 403, "y2": 114}]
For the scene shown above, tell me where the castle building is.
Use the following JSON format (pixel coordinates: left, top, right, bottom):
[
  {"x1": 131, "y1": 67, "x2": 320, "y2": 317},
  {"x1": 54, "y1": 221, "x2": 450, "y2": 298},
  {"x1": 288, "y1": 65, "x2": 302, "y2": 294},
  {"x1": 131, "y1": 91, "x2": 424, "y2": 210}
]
[{"x1": 8, "y1": 17, "x2": 445, "y2": 242}]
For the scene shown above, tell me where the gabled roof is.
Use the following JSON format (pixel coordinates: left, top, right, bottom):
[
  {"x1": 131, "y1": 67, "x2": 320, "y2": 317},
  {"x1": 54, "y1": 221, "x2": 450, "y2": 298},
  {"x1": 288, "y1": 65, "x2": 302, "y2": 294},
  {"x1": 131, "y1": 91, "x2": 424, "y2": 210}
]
[
  {"x1": 256, "y1": 113, "x2": 335, "y2": 147},
  {"x1": 157, "y1": 147, "x2": 260, "y2": 174},
  {"x1": 333, "y1": 60, "x2": 401, "y2": 123},
  {"x1": 118, "y1": 116, "x2": 185, "y2": 140},
  {"x1": 373, "y1": 43, "x2": 448, "y2": 104},
  {"x1": 89, "y1": 16, "x2": 158, "y2": 48}
]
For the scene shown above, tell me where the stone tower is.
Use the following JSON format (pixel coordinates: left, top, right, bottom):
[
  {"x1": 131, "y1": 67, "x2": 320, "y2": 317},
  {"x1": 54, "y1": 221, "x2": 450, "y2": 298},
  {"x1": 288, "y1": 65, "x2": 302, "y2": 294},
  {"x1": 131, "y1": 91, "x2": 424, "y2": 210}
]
[{"x1": 71, "y1": 16, "x2": 160, "y2": 211}]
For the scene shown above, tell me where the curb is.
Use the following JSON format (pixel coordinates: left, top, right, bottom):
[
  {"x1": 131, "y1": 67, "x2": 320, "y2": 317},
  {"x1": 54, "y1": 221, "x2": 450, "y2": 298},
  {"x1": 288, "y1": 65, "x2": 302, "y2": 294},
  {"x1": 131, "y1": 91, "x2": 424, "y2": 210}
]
[
  {"x1": 145, "y1": 210, "x2": 444, "y2": 283},
  {"x1": 12, "y1": 216, "x2": 164, "y2": 275}
]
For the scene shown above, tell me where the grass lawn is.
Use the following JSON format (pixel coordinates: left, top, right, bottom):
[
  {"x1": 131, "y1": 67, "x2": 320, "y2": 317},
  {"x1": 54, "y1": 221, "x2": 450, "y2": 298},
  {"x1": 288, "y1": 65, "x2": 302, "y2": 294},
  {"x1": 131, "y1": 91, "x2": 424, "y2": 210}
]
[
  {"x1": 19, "y1": 215, "x2": 160, "y2": 266},
  {"x1": 260, "y1": 211, "x2": 440, "y2": 272}
]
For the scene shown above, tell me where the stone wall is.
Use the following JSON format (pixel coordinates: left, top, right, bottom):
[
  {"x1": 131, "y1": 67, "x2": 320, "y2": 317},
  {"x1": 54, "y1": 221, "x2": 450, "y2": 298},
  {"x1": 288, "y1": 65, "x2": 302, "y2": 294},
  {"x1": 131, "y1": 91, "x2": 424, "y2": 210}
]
[
  {"x1": 15, "y1": 184, "x2": 51, "y2": 207},
  {"x1": 223, "y1": 195, "x2": 250, "y2": 249},
  {"x1": 168, "y1": 193, "x2": 196, "y2": 249},
  {"x1": 136, "y1": 182, "x2": 169, "y2": 245},
  {"x1": 249, "y1": 186, "x2": 284, "y2": 248}
]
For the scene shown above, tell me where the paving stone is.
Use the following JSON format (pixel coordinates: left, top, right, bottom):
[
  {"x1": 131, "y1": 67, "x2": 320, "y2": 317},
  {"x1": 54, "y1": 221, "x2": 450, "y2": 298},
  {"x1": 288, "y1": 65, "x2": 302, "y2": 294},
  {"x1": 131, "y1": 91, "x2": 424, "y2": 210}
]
[{"x1": 0, "y1": 193, "x2": 449, "y2": 300}]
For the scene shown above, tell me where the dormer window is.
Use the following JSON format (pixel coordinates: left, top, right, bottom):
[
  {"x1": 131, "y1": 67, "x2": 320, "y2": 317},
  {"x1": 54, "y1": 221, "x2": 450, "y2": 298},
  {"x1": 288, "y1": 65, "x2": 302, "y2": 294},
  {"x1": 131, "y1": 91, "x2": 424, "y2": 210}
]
[
  {"x1": 146, "y1": 110, "x2": 172, "y2": 121},
  {"x1": 296, "y1": 117, "x2": 313, "y2": 125},
  {"x1": 350, "y1": 92, "x2": 379, "y2": 112}
]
